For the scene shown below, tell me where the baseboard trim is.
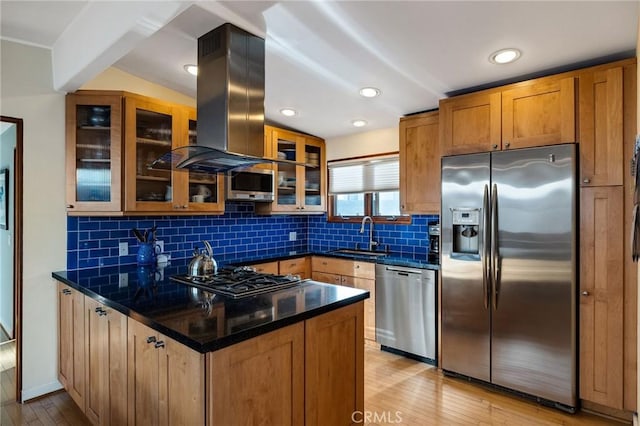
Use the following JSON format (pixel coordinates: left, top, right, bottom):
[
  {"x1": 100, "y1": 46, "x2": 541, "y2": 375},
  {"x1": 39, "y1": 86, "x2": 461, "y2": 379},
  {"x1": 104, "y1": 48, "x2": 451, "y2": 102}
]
[
  {"x1": 21, "y1": 381, "x2": 63, "y2": 402},
  {"x1": 633, "y1": 412, "x2": 638, "y2": 426},
  {"x1": 581, "y1": 400, "x2": 634, "y2": 424}
]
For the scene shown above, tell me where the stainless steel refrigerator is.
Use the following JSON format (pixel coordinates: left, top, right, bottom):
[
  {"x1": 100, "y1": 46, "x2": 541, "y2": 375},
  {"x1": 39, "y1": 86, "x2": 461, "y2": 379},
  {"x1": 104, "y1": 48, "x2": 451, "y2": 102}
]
[{"x1": 440, "y1": 144, "x2": 576, "y2": 410}]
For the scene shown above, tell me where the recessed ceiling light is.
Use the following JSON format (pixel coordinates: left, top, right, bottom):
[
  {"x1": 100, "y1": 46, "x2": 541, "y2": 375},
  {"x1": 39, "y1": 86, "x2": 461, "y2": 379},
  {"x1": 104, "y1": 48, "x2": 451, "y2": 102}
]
[
  {"x1": 489, "y1": 48, "x2": 521, "y2": 65},
  {"x1": 352, "y1": 119, "x2": 367, "y2": 128},
  {"x1": 183, "y1": 64, "x2": 198, "y2": 76},
  {"x1": 280, "y1": 108, "x2": 297, "y2": 117},
  {"x1": 359, "y1": 87, "x2": 381, "y2": 98}
]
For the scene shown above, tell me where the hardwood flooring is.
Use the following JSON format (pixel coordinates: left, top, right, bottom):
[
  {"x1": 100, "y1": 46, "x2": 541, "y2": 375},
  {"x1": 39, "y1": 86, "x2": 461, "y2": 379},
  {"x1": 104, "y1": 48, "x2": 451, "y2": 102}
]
[{"x1": 0, "y1": 341, "x2": 627, "y2": 425}]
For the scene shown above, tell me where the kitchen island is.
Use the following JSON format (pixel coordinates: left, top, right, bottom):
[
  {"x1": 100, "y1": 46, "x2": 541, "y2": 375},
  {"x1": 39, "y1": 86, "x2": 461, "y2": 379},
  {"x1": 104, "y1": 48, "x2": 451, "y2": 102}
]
[{"x1": 52, "y1": 261, "x2": 368, "y2": 425}]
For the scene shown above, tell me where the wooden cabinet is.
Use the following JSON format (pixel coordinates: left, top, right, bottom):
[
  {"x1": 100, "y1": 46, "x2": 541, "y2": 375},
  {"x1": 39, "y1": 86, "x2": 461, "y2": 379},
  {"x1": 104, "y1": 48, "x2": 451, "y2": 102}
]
[
  {"x1": 84, "y1": 297, "x2": 127, "y2": 425},
  {"x1": 65, "y1": 94, "x2": 123, "y2": 213},
  {"x1": 57, "y1": 283, "x2": 86, "y2": 411},
  {"x1": 127, "y1": 318, "x2": 205, "y2": 425},
  {"x1": 208, "y1": 323, "x2": 305, "y2": 426},
  {"x1": 399, "y1": 111, "x2": 440, "y2": 214},
  {"x1": 66, "y1": 90, "x2": 225, "y2": 215},
  {"x1": 279, "y1": 257, "x2": 310, "y2": 279},
  {"x1": 305, "y1": 301, "x2": 364, "y2": 426},
  {"x1": 440, "y1": 76, "x2": 575, "y2": 156},
  {"x1": 579, "y1": 67, "x2": 624, "y2": 187},
  {"x1": 579, "y1": 186, "x2": 624, "y2": 409},
  {"x1": 311, "y1": 256, "x2": 376, "y2": 341},
  {"x1": 250, "y1": 261, "x2": 279, "y2": 274},
  {"x1": 257, "y1": 126, "x2": 326, "y2": 214}
]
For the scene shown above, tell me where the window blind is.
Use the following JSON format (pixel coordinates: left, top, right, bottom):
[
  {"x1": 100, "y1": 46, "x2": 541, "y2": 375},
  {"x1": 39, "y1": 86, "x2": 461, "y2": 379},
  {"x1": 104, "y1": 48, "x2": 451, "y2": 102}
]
[{"x1": 328, "y1": 154, "x2": 399, "y2": 194}]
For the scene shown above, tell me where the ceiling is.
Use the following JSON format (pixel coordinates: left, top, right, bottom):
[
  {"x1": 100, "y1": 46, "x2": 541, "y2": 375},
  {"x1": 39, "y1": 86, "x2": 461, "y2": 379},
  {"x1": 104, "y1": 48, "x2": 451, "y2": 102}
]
[{"x1": 1, "y1": 1, "x2": 638, "y2": 139}]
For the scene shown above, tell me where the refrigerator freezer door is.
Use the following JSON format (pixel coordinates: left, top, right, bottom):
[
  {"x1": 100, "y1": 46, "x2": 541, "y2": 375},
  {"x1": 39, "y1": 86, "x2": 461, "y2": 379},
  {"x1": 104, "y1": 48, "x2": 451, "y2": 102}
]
[
  {"x1": 441, "y1": 152, "x2": 491, "y2": 381},
  {"x1": 490, "y1": 144, "x2": 576, "y2": 407}
]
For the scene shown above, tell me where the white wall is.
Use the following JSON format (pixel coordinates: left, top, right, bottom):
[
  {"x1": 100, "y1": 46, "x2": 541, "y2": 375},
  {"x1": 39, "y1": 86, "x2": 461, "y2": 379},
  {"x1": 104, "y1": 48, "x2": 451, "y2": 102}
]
[
  {"x1": 0, "y1": 39, "x2": 67, "y2": 400},
  {"x1": 0, "y1": 124, "x2": 16, "y2": 337},
  {"x1": 325, "y1": 126, "x2": 398, "y2": 161},
  {"x1": 81, "y1": 67, "x2": 195, "y2": 106}
]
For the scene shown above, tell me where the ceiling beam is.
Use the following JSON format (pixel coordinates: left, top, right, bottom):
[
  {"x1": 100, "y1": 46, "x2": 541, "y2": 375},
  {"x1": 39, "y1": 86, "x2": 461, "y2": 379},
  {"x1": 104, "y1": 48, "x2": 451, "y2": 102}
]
[{"x1": 52, "y1": 1, "x2": 192, "y2": 93}]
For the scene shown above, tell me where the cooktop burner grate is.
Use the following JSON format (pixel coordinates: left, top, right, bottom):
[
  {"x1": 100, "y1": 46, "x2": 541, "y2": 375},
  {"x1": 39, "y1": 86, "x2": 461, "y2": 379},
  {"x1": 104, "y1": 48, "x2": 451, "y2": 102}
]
[{"x1": 170, "y1": 266, "x2": 304, "y2": 298}]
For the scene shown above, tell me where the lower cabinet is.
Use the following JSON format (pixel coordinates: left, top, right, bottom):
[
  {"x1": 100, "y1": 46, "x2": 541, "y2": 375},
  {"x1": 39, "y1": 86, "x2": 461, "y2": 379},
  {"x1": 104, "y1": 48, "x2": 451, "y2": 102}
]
[
  {"x1": 579, "y1": 186, "x2": 624, "y2": 409},
  {"x1": 311, "y1": 256, "x2": 376, "y2": 342},
  {"x1": 127, "y1": 318, "x2": 205, "y2": 426},
  {"x1": 57, "y1": 283, "x2": 86, "y2": 411},
  {"x1": 85, "y1": 297, "x2": 128, "y2": 425},
  {"x1": 208, "y1": 322, "x2": 305, "y2": 425}
]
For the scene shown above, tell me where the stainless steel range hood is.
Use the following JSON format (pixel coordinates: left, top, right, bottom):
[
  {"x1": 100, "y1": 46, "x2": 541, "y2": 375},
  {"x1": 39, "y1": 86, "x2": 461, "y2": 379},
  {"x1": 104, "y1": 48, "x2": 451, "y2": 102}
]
[{"x1": 149, "y1": 23, "x2": 273, "y2": 173}]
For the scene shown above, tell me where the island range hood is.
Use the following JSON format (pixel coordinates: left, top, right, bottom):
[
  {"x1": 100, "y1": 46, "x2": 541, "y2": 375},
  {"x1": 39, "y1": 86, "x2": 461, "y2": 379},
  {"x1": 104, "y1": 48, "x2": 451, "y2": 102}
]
[{"x1": 149, "y1": 23, "x2": 274, "y2": 173}]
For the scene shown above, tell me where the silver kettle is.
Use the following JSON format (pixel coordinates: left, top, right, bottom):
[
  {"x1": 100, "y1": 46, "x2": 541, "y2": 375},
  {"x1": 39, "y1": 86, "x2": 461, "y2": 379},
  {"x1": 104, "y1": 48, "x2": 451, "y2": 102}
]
[{"x1": 188, "y1": 240, "x2": 218, "y2": 277}]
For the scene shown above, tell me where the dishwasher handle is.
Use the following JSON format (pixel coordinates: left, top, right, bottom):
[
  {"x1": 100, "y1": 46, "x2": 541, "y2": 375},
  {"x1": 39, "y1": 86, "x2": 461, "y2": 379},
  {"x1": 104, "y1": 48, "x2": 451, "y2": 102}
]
[{"x1": 382, "y1": 265, "x2": 424, "y2": 275}]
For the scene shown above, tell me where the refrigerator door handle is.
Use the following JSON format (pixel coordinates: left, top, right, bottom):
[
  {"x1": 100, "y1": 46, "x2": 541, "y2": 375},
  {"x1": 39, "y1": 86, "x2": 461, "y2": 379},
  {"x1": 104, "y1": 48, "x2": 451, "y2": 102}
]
[
  {"x1": 491, "y1": 183, "x2": 499, "y2": 310},
  {"x1": 482, "y1": 184, "x2": 490, "y2": 309}
]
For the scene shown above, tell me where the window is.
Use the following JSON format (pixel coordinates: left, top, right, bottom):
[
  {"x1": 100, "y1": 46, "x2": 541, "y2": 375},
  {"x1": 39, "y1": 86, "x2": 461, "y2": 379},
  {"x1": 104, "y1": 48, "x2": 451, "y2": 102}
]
[{"x1": 327, "y1": 153, "x2": 409, "y2": 223}]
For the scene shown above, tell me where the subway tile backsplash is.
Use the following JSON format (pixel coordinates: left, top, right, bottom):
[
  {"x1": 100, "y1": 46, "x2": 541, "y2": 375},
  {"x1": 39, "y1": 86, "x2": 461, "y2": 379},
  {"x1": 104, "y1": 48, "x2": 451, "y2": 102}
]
[{"x1": 66, "y1": 202, "x2": 437, "y2": 270}]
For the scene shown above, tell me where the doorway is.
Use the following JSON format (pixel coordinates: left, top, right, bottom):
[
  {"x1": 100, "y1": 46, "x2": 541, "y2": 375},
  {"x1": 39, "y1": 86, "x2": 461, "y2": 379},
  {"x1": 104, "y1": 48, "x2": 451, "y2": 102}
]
[{"x1": 0, "y1": 115, "x2": 23, "y2": 404}]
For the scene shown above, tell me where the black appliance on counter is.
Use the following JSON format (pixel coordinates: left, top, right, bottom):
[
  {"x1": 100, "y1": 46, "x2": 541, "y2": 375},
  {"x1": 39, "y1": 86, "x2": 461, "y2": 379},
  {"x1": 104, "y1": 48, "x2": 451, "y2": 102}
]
[
  {"x1": 170, "y1": 266, "x2": 303, "y2": 298},
  {"x1": 428, "y1": 222, "x2": 440, "y2": 264}
]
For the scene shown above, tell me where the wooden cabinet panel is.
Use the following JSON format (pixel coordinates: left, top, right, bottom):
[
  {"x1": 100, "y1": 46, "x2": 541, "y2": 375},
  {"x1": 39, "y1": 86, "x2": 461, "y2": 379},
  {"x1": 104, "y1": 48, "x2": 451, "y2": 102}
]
[
  {"x1": 579, "y1": 186, "x2": 624, "y2": 408},
  {"x1": 399, "y1": 111, "x2": 440, "y2": 214},
  {"x1": 502, "y1": 77, "x2": 575, "y2": 150},
  {"x1": 305, "y1": 302, "x2": 364, "y2": 426},
  {"x1": 127, "y1": 318, "x2": 204, "y2": 426},
  {"x1": 85, "y1": 297, "x2": 128, "y2": 426},
  {"x1": 279, "y1": 257, "x2": 310, "y2": 279},
  {"x1": 579, "y1": 67, "x2": 624, "y2": 187},
  {"x1": 311, "y1": 257, "x2": 375, "y2": 279},
  {"x1": 439, "y1": 92, "x2": 501, "y2": 155},
  {"x1": 208, "y1": 323, "x2": 304, "y2": 426},
  {"x1": 311, "y1": 271, "x2": 342, "y2": 285},
  {"x1": 347, "y1": 278, "x2": 376, "y2": 342},
  {"x1": 251, "y1": 261, "x2": 279, "y2": 274},
  {"x1": 57, "y1": 283, "x2": 86, "y2": 411},
  {"x1": 158, "y1": 333, "x2": 205, "y2": 426}
]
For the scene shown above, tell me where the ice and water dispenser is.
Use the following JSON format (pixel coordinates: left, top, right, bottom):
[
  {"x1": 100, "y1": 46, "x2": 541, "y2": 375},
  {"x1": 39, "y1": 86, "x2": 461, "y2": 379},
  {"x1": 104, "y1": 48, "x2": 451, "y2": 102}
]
[{"x1": 451, "y1": 208, "x2": 480, "y2": 258}]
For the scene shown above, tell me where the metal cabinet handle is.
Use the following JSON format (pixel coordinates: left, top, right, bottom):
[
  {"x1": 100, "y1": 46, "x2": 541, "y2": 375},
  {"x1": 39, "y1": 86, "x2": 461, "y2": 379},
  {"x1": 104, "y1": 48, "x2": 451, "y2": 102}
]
[
  {"x1": 504, "y1": 142, "x2": 510, "y2": 148},
  {"x1": 355, "y1": 265, "x2": 360, "y2": 269},
  {"x1": 66, "y1": 204, "x2": 74, "y2": 209},
  {"x1": 582, "y1": 291, "x2": 590, "y2": 296},
  {"x1": 492, "y1": 144, "x2": 498, "y2": 149},
  {"x1": 146, "y1": 336, "x2": 156, "y2": 344},
  {"x1": 61, "y1": 289, "x2": 72, "y2": 295},
  {"x1": 154, "y1": 341, "x2": 165, "y2": 349},
  {"x1": 582, "y1": 178, "x2": 591, "y2": 184}
]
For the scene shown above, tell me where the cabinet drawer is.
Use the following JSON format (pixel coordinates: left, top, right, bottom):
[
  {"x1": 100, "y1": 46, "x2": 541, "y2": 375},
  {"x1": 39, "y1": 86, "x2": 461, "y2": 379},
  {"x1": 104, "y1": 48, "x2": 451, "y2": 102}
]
[
  {"x1": 312, "y1": 272, "x2": 342, "y2": 285},
  {"x1": 311, "y1": 256, "x2": 375, "y2": 279},
  {"x1": 279, "y1": 257, "x2": 309, "y2": 278},
  {"x1": 251, "y1": 261, "x2": 279, "y2": 274}
]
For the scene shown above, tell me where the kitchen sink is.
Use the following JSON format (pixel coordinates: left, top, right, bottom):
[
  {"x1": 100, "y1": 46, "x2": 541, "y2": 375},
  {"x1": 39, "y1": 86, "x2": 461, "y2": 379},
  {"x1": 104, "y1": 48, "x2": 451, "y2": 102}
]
[{"x1": 330, "y1": 249, "x2": 388, "y2": 257}]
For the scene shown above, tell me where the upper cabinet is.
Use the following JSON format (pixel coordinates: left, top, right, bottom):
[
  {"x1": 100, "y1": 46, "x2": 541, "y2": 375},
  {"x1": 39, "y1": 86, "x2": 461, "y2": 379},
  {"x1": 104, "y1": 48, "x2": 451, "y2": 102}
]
[
  {"x1": 257, "y1": 126, "x2": 326, "y2": 214},
  {"x1": 65, "y1": 94, "x2": 123, "y2": 213},
  {"x1": 399, "y1": 111, "x2": 440, "y2": 214},
  {"x1": 578, "y1": 66, "x2": 624, "y2": 187},
  {"x1": 66, "y1": 91, "x2": 225, "y2": 215},
  {"x1": 439, "y1": 76, "x2": 576, "y2": 156}
]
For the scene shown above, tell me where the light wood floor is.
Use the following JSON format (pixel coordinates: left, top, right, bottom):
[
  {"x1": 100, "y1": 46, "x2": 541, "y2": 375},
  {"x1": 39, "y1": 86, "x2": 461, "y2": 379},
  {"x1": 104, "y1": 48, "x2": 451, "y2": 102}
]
[{"x1": 0, "y1": 342, "x2": 627, "y2": 425}]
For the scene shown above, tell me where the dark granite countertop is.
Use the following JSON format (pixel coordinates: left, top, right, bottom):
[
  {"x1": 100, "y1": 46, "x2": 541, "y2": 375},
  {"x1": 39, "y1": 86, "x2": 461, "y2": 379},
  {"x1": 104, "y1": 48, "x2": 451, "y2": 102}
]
[
  {"x1": 232, "y1": 249, "x2": 440, "y2": 270},
  {"x1": 52, "y1": 259, "x2": 368, "y2": 354}
]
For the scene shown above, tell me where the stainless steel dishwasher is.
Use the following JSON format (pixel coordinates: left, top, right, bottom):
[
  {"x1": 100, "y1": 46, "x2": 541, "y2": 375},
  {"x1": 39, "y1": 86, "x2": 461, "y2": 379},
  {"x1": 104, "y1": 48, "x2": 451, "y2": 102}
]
[{"x1": 375, "y1": 264, "x2": 436, "y2": 362}]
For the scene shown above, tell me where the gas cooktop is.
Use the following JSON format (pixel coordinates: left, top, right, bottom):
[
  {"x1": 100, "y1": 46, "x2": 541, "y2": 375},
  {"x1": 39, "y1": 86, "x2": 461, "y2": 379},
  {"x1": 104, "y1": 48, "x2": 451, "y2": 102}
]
[{"x1": 170, "y1": 266, "x2": 304, "y2": 298}]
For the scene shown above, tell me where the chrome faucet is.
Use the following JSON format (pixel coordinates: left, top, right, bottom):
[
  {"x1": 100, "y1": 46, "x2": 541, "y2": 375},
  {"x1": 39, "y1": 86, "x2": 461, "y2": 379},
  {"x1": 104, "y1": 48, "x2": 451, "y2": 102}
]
[{"x1": 360, "y1": 216, "x2": 378, "y2": 251}]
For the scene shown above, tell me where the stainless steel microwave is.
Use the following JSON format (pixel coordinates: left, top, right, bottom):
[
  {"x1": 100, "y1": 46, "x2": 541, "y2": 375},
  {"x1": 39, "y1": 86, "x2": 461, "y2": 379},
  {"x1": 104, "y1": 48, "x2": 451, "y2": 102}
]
[{"x1": 226, "y1": 168, "x2": 274, "y2": 202}]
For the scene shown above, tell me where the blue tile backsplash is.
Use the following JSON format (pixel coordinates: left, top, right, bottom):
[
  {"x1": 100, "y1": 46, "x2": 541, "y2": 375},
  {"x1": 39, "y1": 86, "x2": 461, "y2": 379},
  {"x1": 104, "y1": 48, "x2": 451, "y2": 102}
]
[{"x1": 66, "y1": 202, "x2": 438, "y2": 270}]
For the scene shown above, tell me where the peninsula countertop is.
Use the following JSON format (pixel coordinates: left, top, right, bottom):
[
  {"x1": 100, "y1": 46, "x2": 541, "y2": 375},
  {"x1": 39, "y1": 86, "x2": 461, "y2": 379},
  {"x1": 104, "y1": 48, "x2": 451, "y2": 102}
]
[{"x1": 52, "y1": 259, "x2": 368, "y2": 353}]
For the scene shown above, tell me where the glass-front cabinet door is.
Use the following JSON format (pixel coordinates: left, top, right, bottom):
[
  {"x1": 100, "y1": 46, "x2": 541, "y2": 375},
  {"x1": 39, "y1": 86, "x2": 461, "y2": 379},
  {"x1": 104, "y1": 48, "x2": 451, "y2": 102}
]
[
  {"x1": 182, "y1": 108, "x2": 225, "y2": 213},
  {"x1": 66, "y1": 94, "x2": 122, "y2": 213},
  {"x1": 271, "y1": 129, "x2": 326, "y2": 213},
  {"x1": 124, "y1": 97, "x2": 176, "y2": 212}
]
